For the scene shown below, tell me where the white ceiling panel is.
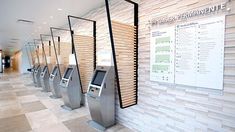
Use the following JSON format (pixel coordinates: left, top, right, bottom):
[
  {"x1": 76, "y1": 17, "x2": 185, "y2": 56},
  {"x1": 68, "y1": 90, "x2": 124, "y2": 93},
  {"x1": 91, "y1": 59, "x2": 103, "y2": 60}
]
[{"x1": 0, "y1": 0, "x2": 104, "y2": 55}]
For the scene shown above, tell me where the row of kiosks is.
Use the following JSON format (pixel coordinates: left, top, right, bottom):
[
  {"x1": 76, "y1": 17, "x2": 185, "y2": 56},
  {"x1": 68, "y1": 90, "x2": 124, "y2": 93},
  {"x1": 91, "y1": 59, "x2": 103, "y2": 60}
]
[
  {"x1": 49, "y1": 35, "x2": 62, "y2": 98},
  {"x1": 26, "y1": 1, "x2": 139, "y2": 129},
  {"x1": 50, "y1": 27, "x2": 84, "y2": 110},
  {"x1": 67, "y1": 14, "x2": 116, "y2": 131},
  {"x1": 40, "y1": 35, "x2": 52, "y2": 92},
  {"x1": 33, "y1": 42, "x2": 42, "y2": 88}
]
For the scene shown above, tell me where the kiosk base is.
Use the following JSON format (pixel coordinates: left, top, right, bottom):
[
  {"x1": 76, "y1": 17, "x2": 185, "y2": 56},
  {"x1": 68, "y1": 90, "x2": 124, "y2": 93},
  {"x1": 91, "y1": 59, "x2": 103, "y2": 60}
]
[
  {"x1": 49, "y1": 95, "x2": 58, "y2": 99},
  {"x1": 87, "y1": 120, "x2": 106, "y2": 131},
  {"x1": 61, "y1": 105, "x2": 73, "y2": 111}
]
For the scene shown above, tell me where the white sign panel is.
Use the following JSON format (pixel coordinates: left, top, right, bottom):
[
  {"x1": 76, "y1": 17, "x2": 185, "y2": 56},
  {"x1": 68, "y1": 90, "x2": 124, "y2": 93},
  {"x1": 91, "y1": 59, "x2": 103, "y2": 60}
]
[
  {"x1": 150, "y1": 27, "x2": 175, "y2": 83},
  {"x1": 150, "y1": 16, "x2": 225, "y2": 90},
  {"x1": 175, "y1": 16, "x2": 225, "y2": 90}
]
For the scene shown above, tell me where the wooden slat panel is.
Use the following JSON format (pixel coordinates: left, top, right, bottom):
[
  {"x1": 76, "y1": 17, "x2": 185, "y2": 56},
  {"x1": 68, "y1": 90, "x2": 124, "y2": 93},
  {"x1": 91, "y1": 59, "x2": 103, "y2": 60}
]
[
  {"x1": 57, "y1": 42, "x2": 71, "y2": 76},
  {"x1": 50, "y1": 42, "x2": 57, "y2": 65},
  {"x1": 112, "y1": 21, "x2": 137, "y2": 108},
  {"x1": 74, "y1": 35, "x2": 94, "y2": 93}
]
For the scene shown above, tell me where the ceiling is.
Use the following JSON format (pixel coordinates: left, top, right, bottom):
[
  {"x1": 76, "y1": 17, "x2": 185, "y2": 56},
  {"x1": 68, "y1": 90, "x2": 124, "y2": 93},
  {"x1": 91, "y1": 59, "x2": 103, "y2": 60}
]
[{"x1": 0, "y1": 0, "x2": 104, "y2": 55}]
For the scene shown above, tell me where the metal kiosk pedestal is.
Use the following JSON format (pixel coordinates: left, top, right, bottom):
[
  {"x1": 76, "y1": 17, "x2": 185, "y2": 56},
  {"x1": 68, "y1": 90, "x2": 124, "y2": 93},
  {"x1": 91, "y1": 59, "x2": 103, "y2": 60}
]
[
  {"x1": 31, "y1": 65, "x2": 37, "y2": 85},
  {"x1": 34, "y1": 65, "x2": 42, "y2": 87},
  {"x1": 49, "y1": 66, "x2": 62, "y2": 98},
  {"x1": 87, "y1": 66, "x2": 115, "y2": 131},
  {"x1": 40, "y1": 65, "x2": 50, "y2": 92},
  {"x1": 59, "y1": 65, "x2": 83, "y2": 110}
]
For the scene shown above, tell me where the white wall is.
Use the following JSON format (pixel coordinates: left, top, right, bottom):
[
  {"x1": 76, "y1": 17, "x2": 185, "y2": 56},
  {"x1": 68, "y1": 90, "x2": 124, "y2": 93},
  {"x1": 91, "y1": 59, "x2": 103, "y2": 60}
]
[
  {"x1": 20, "y1": 47, "x2": 31, "y2": 74},
  {"x1": 28, "y1": 0, "x2": 235, "y2": 131}
]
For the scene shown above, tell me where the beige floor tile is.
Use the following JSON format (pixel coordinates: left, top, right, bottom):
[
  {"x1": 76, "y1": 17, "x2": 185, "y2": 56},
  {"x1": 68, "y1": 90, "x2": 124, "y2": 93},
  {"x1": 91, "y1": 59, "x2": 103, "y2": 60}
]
[
  {"x1": 63, "y1": 116, "x2": 97, "y2": 132},
  {"x1": 40, "y1": 98, "x2": 63, "y2": 109},
  {"x1": 16, "y1": 89, "x2": 40, "y2": 96},
  {"x1": 18, "y1": 95, "x2": 39, "y2": 103},
  {"x1": 0, "y1": 97, "x2": 18, "y2": 107},
  {"x1": 0, "y1": 102, "x2": 24, "y2": 119},
  {"x1": 0, "y1": 114, "x2": 32, "y2": 132},
  {"x1": 25, "y1": 109, "x2": 59, "y2": 129},
  {"x1": 52, "y1": 106, "x2": 90, "y2": 122},
  {"x1": 32, "y1": 122, "x2": 70, "y2": 132},
  {"x1": 22, "y1": 101, "x2": 47, "y2": 113},
  {"x1": 106, "y1": 124, "x2": 133, "y2": 132}
]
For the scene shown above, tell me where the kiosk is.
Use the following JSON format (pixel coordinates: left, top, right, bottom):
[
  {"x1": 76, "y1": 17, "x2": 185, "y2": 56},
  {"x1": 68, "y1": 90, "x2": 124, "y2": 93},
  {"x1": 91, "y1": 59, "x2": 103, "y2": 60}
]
[
  {"x1": 87, "y1": 66, "x2": 115, "y2": 131},
  {"x1": 40, "y1": 65, "x2": 50, "y2": 92},
  {"x1": 34, "y1": 65, "x2": 42, "y2": 87},
  {"x1": 49, "y1": 66, "x2": 62, "y2": 98},
  {"x1": 59, "y1": 65, "x2": 83, "y2": 110}
]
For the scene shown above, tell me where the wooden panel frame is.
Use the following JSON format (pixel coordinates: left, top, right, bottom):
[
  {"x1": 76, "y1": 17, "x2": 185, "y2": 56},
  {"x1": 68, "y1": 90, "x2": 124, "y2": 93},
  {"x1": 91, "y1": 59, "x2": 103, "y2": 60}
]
[{"x1": 105, "y1": 0, "x2": 138, "y2": 108}]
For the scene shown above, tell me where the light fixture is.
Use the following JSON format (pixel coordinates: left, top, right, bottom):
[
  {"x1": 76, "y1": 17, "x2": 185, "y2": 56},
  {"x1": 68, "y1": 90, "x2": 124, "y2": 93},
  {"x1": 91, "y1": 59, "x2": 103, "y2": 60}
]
[
  {"x1": 11, "y1": 38, "x2": 19, "y2": 41},
  {"x1": 50, "y1": 16, "x2": 54, "y2": 19},
  {"x1": 57, "y1": 8, "x2": 63, "y2": 11},
  {"x1": 17, "y1": 19, "x2": 34, "y2": 24}
]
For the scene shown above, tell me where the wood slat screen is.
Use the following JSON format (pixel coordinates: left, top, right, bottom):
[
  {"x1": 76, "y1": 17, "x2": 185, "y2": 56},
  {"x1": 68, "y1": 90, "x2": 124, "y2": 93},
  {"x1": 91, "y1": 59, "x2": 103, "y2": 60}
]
[
  {"x1": 112, "y1": 21, "x2": 137, "y2": 108},
  {"x1": 50, "y1": 42, "x2": 57, "y2": 65},
  {"x1": 38, "y1": 45, "x2": 44, "y2": 65},
  {"x1": 31, "y1": 49, "x2": 36, "y2": 65},
  {"x1": 58, "y1": 42, "x2": 71, "y2": 76},
  {"x1": 43, "y1": 44, "x2": 53, "y2": 72},
  {"x1": 74, "y1": 35, "x2": 95, "y2": 93}
]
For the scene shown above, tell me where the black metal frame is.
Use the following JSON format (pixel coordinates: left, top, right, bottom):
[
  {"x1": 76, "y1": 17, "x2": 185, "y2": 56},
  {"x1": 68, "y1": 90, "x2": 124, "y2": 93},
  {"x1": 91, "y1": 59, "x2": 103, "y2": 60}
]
[
  {"x1": 27, "y1": 42, "x2": 36, "y2": 66},
  {"x1": 68, "y1": 15, "x2": 97, "y2": 70},
  {"x1": 40, "y1": 34, "x2": 52, "y2": 74},
  {"x1": 105, "y1": 0, "x2": 139, "y2": 108},
  {"x1": 68, "y1": 15, "x2": 97, "y2": 94},
  {"x1": 25, "y1": 44, "x2": 33, "y2": 68},
  {"x1": 0, "y1": 50, "x2": 2, "y2": 73},
  {"x1": 50, "y1": 27, "x2": 71, "y2": 79}
]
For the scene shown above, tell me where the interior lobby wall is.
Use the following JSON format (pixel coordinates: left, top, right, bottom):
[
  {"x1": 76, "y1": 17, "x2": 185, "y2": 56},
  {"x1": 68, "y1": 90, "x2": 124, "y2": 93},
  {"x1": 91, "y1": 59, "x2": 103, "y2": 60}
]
[
  {"x1": 20, "y1": 47, "x2": 31, "y2": 74},
  {"x1": 58, "y1": 0, "x2": 235, "y2": 131},
  {"x1": 12, "y1": 51, "x2": 22, "y2": 72}
]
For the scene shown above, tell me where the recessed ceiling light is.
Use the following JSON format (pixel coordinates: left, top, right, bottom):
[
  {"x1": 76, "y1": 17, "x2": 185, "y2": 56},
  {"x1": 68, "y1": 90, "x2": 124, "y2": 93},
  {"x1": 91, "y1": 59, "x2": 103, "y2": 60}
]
[
  {"x1": 11, "y1": 38, "x2": 19, "y2": 41},
  {"x1": 43, "y1": 22, "x2": 47, "y2": 24},
  {"x1": 17, "y1": 19, "x2": 34, "y2": 24},
  {"x1": 50, "y1": 16, "x2": 54, "y2": 19},
  {"x1": 57, "y1": 8, "x2": 62, "y2": 11}
]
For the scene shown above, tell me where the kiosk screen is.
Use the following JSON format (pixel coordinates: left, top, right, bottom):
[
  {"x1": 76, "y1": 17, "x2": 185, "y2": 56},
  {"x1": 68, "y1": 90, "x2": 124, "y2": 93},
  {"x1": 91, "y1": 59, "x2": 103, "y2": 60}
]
[
  {"x1": 64, "y1": 68, "x2": 73, "y2": 79},
  {"x1": 52, "y1": 66, "x2": 57, "y2": 75},
  {"x1": 92, "y1": 70, "x2": 106, "y2": 86}
]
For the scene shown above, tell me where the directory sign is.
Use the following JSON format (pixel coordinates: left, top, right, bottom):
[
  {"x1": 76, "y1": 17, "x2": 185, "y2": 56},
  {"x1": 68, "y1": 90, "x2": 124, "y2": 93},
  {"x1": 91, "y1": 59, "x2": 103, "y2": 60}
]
[{"x1": 150, "y1": 16, "x2": 225, "y2": 90}]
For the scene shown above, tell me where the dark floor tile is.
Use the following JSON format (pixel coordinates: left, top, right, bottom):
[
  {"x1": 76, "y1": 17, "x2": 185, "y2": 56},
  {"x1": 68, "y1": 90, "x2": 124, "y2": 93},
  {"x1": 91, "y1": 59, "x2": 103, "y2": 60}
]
[
  {"x1": 63, "y1": 116, "x2": 97, "y2": 132},
  {"x1": 0, "y1": 114, "x2": 32, "y2": 132},
  {"x1": 21, "y1": 101, "x2": 47, "y2": 113}
]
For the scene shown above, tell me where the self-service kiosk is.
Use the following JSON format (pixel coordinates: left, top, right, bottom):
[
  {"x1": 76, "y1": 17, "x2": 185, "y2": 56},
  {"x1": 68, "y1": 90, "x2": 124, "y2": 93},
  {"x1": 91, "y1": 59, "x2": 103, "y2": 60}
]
[
  {"x1": 40, "y1": 65, "x2": 50, "y2": 92},
  {"x1": 59, "y1": 65, "x2": 84, "y2": 110},
  {"x1": 87, "y1": 66, "x2": 115, "y2": 131},
  {"x1": 49, "y1": 66, "x2": 62, "y2": 98},
  {"x1": 34, "y1": 65, "x2": 42, "y2": 87}
]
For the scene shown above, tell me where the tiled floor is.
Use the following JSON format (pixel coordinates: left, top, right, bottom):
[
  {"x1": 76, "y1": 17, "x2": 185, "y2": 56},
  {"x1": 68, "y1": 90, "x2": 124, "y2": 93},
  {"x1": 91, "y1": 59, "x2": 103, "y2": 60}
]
[{"x1": 0, "y1": 70, "x2": 133, "y2": 132}]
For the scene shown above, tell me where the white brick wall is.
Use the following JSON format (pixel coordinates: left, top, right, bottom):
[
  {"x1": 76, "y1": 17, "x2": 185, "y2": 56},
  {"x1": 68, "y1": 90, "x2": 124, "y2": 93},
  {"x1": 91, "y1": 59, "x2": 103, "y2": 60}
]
[{"x1": 57, "y1": 0, "x2": 235, "y2": 131}]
